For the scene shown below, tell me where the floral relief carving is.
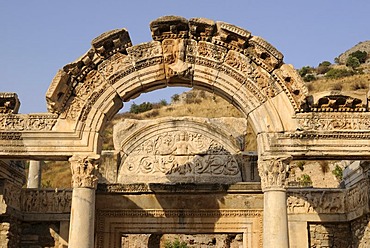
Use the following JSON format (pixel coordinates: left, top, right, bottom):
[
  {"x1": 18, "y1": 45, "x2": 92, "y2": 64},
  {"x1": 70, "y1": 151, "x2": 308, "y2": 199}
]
[
  {"x1": 258, "y1": 156, "x2": 292, "y2": 190},
  {"x1": 69, "y1": 155, "x2": 100, "y2": 189},
  {"x1": 0, "y1": 114, "x2": 58, "y2": 131},
  {"x1": 118, "y1": 130, "x2": 241, "y2": 183}
]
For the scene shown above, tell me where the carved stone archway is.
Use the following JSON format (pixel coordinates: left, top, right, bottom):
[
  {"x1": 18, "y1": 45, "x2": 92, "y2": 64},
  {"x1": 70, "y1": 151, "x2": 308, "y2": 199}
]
[{"x1": 2, "y1": 15, "x2": 370, "y2": 248}]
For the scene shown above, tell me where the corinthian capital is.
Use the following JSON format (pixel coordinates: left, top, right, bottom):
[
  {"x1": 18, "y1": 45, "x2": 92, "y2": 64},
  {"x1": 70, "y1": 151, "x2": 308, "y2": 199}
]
[
  {"x1": 258, "y1": 156, "x2": 292, "y2": 190},
  {"x1": 69, "y1": 155, "x2": 100, "y2": 189}
]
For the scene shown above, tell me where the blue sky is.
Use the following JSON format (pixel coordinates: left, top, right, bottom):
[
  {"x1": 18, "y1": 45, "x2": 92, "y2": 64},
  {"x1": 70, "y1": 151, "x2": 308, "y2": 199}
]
[{"x1": 1, "y1": 1, "x2": 369, "y2": 114}]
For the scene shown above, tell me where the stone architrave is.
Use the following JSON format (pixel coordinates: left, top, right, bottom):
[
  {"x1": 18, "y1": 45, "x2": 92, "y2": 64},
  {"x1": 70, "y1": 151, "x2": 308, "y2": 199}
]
[
  {"x1": 258, "y1": 156, "x2": 292, "y2": 248},
  {"x1": 68, "y1": 155, "x2": 100, "y2": 248}
]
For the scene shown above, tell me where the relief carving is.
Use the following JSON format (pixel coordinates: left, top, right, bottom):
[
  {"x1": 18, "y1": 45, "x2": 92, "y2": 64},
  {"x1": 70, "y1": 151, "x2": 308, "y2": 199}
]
[
  {"x1": 296, "y1": 113, "x2": 370, "y2": 131},
  {"x1": 69, "y1": 155, "x2": 100, "y2": 189},
  {"x1": 287, "y1": 191, "x2": 345, "y2": 214},
  {"x1": 2, "y1": 182, "x2": 22, "y2": 210},
  {"x1": 0, "y1": 114, "x2": 58, "y2": 131},
  {"x1": 118, "y1": 130, "x2": 242, "y2": 183},
  {"x1": 162, "y1": 39, "x2": 193, "y2": 82},
  {"x1": 258, "y1": 157, "x2": 292, "y2": 189},
  {"x1": 22, "y1": 189, "x2": 72, "y2": 213},
  {"x1": 98, "y1": 53, "x2": 133, "y2": 82},
  {"x1": 346, "y1": 179, "x2": 369, "y2": 214}
]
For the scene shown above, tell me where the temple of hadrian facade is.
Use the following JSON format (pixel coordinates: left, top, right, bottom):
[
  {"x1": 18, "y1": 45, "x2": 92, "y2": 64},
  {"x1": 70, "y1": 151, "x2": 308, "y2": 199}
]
[{"x1": 1, "y1": 16, "x2": 370, "y2": 247}]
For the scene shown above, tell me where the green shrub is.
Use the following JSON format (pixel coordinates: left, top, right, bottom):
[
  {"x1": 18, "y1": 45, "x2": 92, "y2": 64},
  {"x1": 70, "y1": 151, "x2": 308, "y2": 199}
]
[
  {"x1": 303, "y1": 74, "x2": 316, "y2": 82},
  {"x1": 319, "y1": 61, "x2": 331, "y2": 67},
  {"x1": 165, "y1": 239, "x2": 188, "y2": 248},
  {"x1": 296, "y1": 161, "x2": 305, "y2": 171},
  {"x1": 332, "y1": 165, "x2": 343, "y2": 181},
  {"x1": 129, "y1": 102, "x2": 153, "y2": 114},
  {"x1": 349, "y1": 50, "x2": 368, "y2": 63},
  {"x1": 298, "y1": 66, "x2": 313, "y2": 77},
  {"x1": 325, "y1": 68, "x2": 354, "y2": 79},
  {"x1": 171, "y1": 94, "x2": 180, "y2": 103},
  {"x1": 346, "y1": 56, "x2": 360, "y2": 69}
]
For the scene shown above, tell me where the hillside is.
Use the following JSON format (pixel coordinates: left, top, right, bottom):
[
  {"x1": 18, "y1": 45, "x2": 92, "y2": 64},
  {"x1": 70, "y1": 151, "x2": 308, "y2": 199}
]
[{"x1": 337, "y1": 41, "x2": 370, "y2": 65}]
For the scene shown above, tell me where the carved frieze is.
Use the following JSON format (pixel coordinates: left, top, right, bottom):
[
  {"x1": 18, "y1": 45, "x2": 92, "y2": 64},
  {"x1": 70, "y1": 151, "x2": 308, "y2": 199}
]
[
  {"x1": 296, "y1": 112, "x2": 370, "y2": 131},
  {"x1": 0, "y1": 114, "x2": 58, "y2": 131},
  {"x1": 118, "y1": 130, "x2": 242, "y2": 183},
  {"x1": 63, "y1": 70, "x2": 109, "y2": 121},
  {"x1": 2, "y1": 182, "x2": 22, "y2": 210},
  {"x1": 287, "y1": 190, "x2": 345, "y2": 214},
  {"x1": 22, "y1": 189, "x2": 72, "y2": 213},
  {"x1": 98, "y1": 53, "x2": 134, "y2": 83},
  {"x1": 69, "y1": 155, "x2": 100, "y2": 189},
  {"x1": 258, "y1": 156, "x2": 292, "y2": 190},
  {"x1": 246, "y1": 36, "x2": 283, "y2": 72}
]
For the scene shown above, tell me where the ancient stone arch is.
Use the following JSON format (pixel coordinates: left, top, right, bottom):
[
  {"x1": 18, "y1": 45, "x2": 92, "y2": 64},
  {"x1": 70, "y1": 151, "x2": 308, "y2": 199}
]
[{"x1": 1, "y1": 16, "x2": 370, "y2": 248}]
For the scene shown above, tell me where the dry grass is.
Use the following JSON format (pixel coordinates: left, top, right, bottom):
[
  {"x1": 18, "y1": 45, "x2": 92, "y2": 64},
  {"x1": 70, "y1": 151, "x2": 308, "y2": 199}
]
[{"x1": 309, "y1": 73, "x2": 370, "y2": 93}]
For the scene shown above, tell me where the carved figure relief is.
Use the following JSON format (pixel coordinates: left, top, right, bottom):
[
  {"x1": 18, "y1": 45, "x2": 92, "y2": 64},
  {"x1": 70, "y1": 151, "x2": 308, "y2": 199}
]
[
  {"x1": 118, "y1": 130, "x2": 241, "y2": 183},
  {"x1": 162, "y1": 39, "x2": 193, "y2": 82},
  {"x1": 21, "y1": 189, "x2": 72, "y2": 213},
  {"x1": 287, "y1": 191, "x2": 345, "y2": 214}
]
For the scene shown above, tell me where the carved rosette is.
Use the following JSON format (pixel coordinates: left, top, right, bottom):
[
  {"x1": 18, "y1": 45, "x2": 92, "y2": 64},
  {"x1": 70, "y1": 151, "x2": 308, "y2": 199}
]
[
  {"x1": 258, "y1": 156, "x2": 292, "y2": 190},
  {"x1": 69, "y1": 155, "x2": 100, "y2": 189}
]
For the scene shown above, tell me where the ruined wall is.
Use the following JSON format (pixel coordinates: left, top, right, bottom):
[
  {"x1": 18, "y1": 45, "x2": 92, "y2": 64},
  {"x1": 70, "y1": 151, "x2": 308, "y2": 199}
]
[{"x1": 308, "y1": 223, "x2": 352, "y2": 248}]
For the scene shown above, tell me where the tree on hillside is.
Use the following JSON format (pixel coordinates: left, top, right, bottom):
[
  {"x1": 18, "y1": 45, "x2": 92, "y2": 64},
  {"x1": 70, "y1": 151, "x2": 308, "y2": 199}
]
[
  {"x1": 346, "y1": 56, "x2": 360, "y2": 69},
  {"x1": 348, "y1": 50, "x2": 368, "y2": 64}
]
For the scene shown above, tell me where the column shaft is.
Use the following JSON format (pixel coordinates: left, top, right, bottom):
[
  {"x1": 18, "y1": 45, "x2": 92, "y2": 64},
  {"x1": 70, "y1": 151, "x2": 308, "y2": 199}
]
[
  {"x1": 68, "y1": 155, "x2": 99, "y2": 248},
  {"x1": 27, "y1": 160, "x2": 42, "y2": 188},
  {"x1": 263, "y1": 189, "x2": 289, "y2": 248},
  {"x1": 69, "y1": 188, "x2": 96, "y2": 248}
]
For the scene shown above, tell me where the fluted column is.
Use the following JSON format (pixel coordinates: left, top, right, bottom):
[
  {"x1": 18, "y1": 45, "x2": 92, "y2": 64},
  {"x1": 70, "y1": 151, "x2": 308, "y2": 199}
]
[
  {"x1": 258, "y1": 156, "x2": 292, "y2": 248},
  {"x1": 68, "y1": 155, "x2": 100, "y2": 248}
]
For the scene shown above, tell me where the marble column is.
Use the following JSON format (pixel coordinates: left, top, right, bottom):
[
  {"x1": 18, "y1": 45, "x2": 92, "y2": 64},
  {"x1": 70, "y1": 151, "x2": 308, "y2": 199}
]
[
  {"x1": 258, "y1": 156, "x2": 292, "y2": 248},
  {"x1": 68, "y1": 155, "x2": 100, "y2": 248},
  {"x1": 27, "y1": 160, "x2": 42, "y2": 188}
]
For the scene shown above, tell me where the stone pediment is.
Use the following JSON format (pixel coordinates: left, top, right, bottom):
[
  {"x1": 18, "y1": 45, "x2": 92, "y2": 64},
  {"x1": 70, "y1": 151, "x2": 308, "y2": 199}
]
[{"x1": 113, "y1": 117, "x2": 248, "y2": 184}]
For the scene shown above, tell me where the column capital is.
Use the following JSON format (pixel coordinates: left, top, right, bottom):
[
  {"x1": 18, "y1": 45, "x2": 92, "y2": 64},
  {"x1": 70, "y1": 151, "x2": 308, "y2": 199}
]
[
  {"x1": 258, "y1": 156, "x2": 292, "y2": 191},
  {"x1": 69, "y1": 155, "x2": 100, "y2": 189}
]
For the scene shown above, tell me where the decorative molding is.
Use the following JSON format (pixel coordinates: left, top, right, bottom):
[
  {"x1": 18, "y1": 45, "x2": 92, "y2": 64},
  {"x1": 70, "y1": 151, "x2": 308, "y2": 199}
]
[
  {"x1": 69, "y1": 155, "x2": 100, "y2": 189},
  {"x1": 21, "y1": 189, "x2": 72, "y2": 213},
  {"x1": 258, "y1": 156, "x2": 292, "y2": 190},
  {"x1": 0, "y1": 114, "x2": 58, "y2": 131}
]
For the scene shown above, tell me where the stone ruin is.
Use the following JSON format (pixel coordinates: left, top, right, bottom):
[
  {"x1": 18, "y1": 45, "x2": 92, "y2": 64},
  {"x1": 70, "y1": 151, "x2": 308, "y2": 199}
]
[{"x1": 0, "y1": 15, "x2": 370, "y2": 247}]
